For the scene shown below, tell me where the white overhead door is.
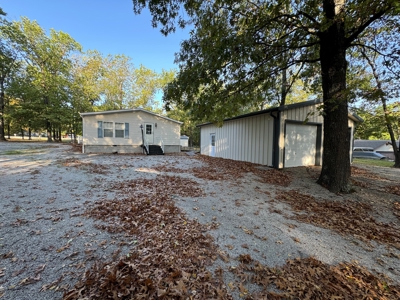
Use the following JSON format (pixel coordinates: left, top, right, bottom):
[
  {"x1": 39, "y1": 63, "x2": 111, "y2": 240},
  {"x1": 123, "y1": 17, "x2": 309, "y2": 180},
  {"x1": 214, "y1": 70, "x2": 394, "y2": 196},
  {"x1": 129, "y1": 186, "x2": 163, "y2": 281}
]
[{"x1": 285, "y1": 123, "x2": 317, "y2": 167}]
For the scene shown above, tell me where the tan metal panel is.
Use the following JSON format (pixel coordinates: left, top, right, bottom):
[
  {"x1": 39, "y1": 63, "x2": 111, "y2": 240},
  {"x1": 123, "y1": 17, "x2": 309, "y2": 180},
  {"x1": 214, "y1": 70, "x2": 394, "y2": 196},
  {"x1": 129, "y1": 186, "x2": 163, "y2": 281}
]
[
  {"x1": 199, "y1": 113, "x2": 274, "y2": 166},
  {"x1": 200, "y1": 124, "x2": 212, "y2": 155},
  {"x1": 267, "y1": 118, "x2": 274, "y2": 165},
  {"x1": 257, "y1": 115, "x2": 263, "y2": 163}
]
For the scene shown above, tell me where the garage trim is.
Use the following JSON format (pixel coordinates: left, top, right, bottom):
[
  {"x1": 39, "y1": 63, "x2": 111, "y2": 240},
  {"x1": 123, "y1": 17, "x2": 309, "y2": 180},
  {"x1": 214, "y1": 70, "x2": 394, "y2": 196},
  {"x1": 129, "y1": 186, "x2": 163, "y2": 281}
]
[{"x1": 284, "y1": 120, "x2": 322, "y2": 168}]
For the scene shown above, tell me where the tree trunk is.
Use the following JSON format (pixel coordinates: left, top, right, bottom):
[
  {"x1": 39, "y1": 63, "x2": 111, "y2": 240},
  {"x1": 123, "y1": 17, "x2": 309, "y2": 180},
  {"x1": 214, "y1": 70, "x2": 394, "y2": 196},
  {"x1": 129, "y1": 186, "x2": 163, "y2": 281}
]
[
  {"x1": 44, "y1": 95, "x2": 53, "y2": 142},
  {"x1": 317, "y1": 0, "x2": 351, "y2": 193},
  {"x1": 393, "y1": 147, "x2": 400, "y2": 168},
  {"x1": 53, "y1": 127, "x2": 56, "y2": 142},
  {"x1": 383, "y1": 106, "x2": 400, "y2": 167},
  {"x1": 361, "y1": 49, "x2": 400, "y2": 168},
  {"x1": 58, "y1": 127, "x2": 62, "y2": 142},
  {"x1": 280, "y1": 68, "x2": 288, "y2": 106},
  {"x1": 47, "y1": 120, "x2": 53, "y2": 142}
]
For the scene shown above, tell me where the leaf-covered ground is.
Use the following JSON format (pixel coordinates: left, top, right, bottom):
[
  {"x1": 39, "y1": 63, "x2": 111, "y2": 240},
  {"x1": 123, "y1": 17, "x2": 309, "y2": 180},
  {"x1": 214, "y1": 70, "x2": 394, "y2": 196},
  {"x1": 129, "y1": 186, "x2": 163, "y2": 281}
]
[
  {"x1": 64, "y1": 155, "x2": 400, "y2": 299},
  {"x1": 64, "y1": 176, "x2": 232, "y2": 299},
  {"x1": 1, "y1": 143, "x2": 399, "y2": 300}
]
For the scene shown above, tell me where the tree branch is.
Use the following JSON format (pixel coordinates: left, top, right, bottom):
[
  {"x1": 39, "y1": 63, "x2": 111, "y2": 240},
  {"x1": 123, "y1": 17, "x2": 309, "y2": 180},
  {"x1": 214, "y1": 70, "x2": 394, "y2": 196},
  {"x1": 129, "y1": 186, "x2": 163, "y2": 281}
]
[
  {"x1": 345, "y1": 8, "x2": 390, "y2": 46},
  {"x1": 298, "y1": 10, "x2": 320, "y2": 26},
  {"x1": 349, "y1": 42, "x2": 386, "y2": 56}
]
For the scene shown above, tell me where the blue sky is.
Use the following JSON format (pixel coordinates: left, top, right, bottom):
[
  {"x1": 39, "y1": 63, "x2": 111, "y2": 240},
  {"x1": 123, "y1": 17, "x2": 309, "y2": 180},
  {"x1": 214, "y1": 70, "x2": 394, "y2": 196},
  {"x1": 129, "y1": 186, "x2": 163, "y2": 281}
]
[{"x1": 0, "y1": 0, "x2": 190, "y2": 73}]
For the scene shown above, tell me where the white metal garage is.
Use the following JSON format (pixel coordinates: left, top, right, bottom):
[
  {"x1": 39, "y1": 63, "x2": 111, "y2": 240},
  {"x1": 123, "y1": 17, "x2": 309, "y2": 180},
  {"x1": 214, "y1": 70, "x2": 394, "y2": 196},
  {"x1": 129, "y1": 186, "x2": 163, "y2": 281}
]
[{"x1": 198, "y1": 99, "x2": 360, "y2": 169}]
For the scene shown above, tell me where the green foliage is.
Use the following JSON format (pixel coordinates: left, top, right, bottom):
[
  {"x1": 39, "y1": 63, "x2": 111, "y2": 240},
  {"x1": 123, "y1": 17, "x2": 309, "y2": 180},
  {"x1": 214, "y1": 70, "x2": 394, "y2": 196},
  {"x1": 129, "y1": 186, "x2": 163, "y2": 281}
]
[
  {"x1": 72, "y1": 51, "x2": 175, "y2": 113},
  {"x1": 354, "y1": 103, "x2": 400, "y2": 140},
  {"x1": 348, "y1": 28, "x2": 400, "y2": 167},
  {"x1": 1, "y1": 17, "x2": 82, "y2": 140},
  {"x1": 166, "y1": 103, "x2": 201, "y2": 146},
  {"x1": 135, "y1": 1, "x2": 399, "y2": 123},
  {"x1": 134, "y1": 0, "x2": 400, "y2": 192},
  {"x1": 0, "y1": 14, "x2": 175, "y2": 139}
]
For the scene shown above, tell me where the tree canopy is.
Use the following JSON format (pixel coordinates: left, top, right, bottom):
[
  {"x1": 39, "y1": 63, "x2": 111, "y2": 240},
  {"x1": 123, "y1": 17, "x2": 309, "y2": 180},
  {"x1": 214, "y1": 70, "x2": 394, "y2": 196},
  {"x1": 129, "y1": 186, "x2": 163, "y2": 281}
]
[
  {"x1": 133, "y1": 0, "x2": 400, "y2": 192},
  {"x1": 0, "y1": 12, "x2": 176, "y2": 141}
]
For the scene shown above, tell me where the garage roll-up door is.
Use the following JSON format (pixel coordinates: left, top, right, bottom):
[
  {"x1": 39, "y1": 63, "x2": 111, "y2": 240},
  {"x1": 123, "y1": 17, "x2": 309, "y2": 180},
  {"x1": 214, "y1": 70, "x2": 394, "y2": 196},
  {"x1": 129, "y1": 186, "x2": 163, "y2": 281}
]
[{"x1": 285, "y1": 123, "x2": 317, "y2": 167}]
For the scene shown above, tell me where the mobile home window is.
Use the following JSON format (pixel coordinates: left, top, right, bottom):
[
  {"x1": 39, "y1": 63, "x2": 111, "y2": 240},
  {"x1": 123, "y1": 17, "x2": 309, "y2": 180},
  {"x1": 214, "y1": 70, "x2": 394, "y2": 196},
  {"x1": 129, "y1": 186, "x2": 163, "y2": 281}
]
[
  {"x1": 124, "y1": 123, "x2": 129, "y2": 138},
  {"x1": 115, "y1": 123, "x2": 124, "y2": 138},
  {"x1": 103, "y1": 122, "x2": 113, "y2": 137},
  {"x1": 146, "y1": 124, "x2": 152, "y2": 135},
  {"x1": 97, "y1": 121, "x2": 103, "y2": 138}
]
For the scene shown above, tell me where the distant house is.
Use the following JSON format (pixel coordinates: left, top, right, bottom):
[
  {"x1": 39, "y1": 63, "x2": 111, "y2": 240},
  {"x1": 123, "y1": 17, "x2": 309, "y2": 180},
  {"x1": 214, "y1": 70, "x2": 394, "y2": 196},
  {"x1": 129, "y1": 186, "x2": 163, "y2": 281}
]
[
  {"x1": 198, "y1": 99, "x2": 361, "y2": 168},
  {"x1": 180, "y1": 135, "x2": 189, "y2": 147},
  {"x1": 80, "y1": 109, "x2": 182, "y2": 154},
  {"x1": 353, "y1": 140, "x2": 399, "y2": 160}
]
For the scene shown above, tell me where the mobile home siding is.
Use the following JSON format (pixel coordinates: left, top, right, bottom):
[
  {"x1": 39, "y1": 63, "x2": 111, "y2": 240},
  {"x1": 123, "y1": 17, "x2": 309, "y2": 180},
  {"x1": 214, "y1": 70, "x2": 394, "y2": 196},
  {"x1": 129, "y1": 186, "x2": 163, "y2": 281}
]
[
  {"x1": 82, "y1": 110, "x2": 181, "y2": 153},
  {"x1": 200, "y1": 114, "x2": 274, "y2": 165}
]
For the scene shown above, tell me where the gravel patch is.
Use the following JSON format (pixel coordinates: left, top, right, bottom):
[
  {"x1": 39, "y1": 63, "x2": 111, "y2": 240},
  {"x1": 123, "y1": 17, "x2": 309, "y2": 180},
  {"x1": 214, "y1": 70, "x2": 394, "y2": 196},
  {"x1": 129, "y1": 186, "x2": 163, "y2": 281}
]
[{"x1": 1, "y1": 142, "x2": 399, "y2": 299}]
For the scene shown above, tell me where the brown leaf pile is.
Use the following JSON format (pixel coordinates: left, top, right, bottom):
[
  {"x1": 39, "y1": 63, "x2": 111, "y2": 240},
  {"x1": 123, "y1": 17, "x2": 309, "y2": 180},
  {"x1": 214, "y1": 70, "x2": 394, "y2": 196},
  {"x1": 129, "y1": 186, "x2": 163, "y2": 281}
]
[
  {"x1": 70, "y1": 143, "x2": 82, "y2": 153},
  {"x1": 252, "y1": 167, "x2": 291, "y2": 186},
  {"x1": 394, "y1": 202, "x2": 400, "y2": 219},
  {"x1": 232, "y1": 256, "x2": 400, "y2": 299},
  {"x1": 110, "y1": 175, "x2": 205, "y2": 198},
  {"x1": 153, "y1": 164, "x2": 191, "y2": 174},
  {"x1": 276, "y1": 190, "x2": 400, "y2": 249},
  {"x1": 155, "y1": 155, "x2": 292, "y2": 186},
  {"x1": 146, "y1": 154, "x2": 292, "y2": 185},
  {"x1": 351, "y1": 166, "x2": 386, "y2": 180},
  {"x1": 60, "y1": 158, "x2": 109, "y2": 174},
  {"x1": 386, "y1": 185, "x2": 400, "y2": 196},
  {"x1": 64, "y1": 176, "x2": 231, "y2": 299},
  {"x1": 153, "y1": 155, "x2": 291, "y2": 185}
]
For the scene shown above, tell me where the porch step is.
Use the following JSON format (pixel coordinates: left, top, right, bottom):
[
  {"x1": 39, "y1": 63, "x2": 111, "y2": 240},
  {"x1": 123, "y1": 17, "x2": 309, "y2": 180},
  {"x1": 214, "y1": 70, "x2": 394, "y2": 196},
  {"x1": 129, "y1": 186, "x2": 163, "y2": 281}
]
[{"x1": 148, "y1": 145, "x2": 164, "y2": 155}]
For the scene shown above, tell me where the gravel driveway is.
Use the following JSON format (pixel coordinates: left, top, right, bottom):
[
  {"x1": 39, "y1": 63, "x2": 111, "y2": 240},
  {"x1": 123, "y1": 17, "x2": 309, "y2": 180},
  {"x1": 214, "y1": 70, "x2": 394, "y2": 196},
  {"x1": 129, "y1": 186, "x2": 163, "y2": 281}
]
[{"x1": 1, "y1": 142, "x2": 399, "y2": 299}]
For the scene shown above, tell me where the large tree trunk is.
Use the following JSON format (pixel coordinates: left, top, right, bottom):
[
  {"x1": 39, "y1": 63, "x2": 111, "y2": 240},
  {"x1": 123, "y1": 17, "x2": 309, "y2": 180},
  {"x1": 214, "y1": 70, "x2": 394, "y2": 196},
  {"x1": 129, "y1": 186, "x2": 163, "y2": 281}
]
[
  {"x1": 317, "y1": 0, "x2": 351, "y2": 193},
  {"x1": 393, "y1": 146, "x2": 400, "y2": 168}
]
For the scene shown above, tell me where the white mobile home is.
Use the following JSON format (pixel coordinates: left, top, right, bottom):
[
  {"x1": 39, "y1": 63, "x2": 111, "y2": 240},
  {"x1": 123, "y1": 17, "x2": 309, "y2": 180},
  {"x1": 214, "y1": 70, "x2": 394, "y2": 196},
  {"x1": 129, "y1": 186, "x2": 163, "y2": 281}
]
[
  {"x1": 80, "y1": 109, "x2": 182, "y2": 154},
  {"x1": 198, "y1": 100, "x2": 360, "y2": 168}
]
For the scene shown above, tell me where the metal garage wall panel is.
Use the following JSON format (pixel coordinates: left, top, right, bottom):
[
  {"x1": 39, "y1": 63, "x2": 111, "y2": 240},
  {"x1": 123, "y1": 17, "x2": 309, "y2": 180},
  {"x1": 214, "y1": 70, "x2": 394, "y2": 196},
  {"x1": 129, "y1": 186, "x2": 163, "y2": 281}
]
[
  {"x1": 199, "y1": 102, "x2": 357, "y2": 168},
  {"x1": 251, "y1": 117, "x2": 255, "y2": 162},
  {"x1": 285, "y1": 105, "x2": 323, "y2": 123},
  {"x1": 241, "y1": 119, "x2": 246, "y2": 162},
  {"x1": 200, "y1": 114, "x2": 274, "y2": 165},
  {"x1": 267, "y1": 118, "x2": 274, "y2": 165}
]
